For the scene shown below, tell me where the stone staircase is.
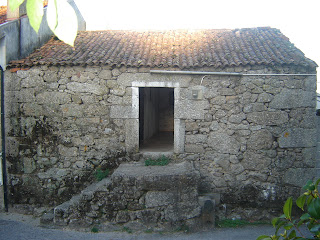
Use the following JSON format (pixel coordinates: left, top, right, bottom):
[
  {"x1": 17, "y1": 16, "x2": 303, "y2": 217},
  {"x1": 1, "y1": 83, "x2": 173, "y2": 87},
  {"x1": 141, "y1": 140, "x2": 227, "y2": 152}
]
[
  {"x1": 46, "y1": 160, "x2": 215, "y2": 231},
  {"x1": 53, "y1": 177, "x2": 112, "y2": 226}
]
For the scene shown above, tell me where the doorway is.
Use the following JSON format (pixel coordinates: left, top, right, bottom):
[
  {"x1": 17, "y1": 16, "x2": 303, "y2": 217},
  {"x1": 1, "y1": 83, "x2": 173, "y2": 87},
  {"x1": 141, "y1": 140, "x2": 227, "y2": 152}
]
[{"x1": 139, "y1": 87, "x2": 174, "y2": 152}]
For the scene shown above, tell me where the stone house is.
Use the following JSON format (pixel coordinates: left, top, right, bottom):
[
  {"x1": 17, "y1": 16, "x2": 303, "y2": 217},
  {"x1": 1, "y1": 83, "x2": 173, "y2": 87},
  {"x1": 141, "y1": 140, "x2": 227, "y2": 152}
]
[{"x1": 3, "y1": 27, "x2": 318, "y2": 223}]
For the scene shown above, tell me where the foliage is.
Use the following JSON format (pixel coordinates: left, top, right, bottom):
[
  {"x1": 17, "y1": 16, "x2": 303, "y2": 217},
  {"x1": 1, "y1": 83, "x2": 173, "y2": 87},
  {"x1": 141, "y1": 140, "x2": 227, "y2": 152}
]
[
  {"x1": 9, "y1": 0, "x2": 78, "y2": 46},
  {"x1": 122, "y1": 227, "x2": 133, "y2": 233},
  {"x1": 257, "y1": 178, "x2": 320, "y2": 240},
  {"x1": 90, "y1": 226, "x2": 99, "y2": 233},
  {"x1": 217, "y1": 219, "x2": 268, "y2": 228},
  {"x1": 175, "y1": 224, "x2": 190, "y2": 233},
  {"x1": 94, "y1": 168, "x2": 109, "y2": 181},
  {"x1": 144, "y1": 155, "x2": 170, "y2": 166},
  {"x1": 144, "y1": 228, "x2": 154, "y2": 233}
]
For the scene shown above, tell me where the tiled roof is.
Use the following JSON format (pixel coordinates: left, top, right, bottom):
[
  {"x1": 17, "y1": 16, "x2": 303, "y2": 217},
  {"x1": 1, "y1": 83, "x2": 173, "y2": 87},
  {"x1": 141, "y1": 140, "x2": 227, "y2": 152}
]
[
  {"x1": 9, "y1": 27, "x2": 317, "y2": 69},
  {"x1": 0, "y1": 6, "x2": 6, "y2": 24}
]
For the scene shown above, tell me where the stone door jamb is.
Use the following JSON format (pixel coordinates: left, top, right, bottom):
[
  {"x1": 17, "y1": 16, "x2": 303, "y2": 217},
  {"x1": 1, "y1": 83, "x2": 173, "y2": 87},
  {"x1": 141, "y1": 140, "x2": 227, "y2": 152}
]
[{"x1": 130, "y1": 81, "x2": 185, "y2": 153}]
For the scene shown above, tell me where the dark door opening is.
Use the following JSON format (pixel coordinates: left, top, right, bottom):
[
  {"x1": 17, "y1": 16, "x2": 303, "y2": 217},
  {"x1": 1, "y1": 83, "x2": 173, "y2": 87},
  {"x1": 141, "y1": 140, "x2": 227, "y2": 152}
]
[{"x1": 139, "y1": 87, "x2": 174, "y2": 152}]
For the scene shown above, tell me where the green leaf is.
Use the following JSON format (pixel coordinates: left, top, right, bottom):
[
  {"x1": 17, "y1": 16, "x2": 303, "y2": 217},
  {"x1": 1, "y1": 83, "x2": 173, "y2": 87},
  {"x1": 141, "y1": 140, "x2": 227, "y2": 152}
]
[
  {"x1": 296, "y1": 194, "x2": 307, "y2": 210},
  {"x1": 280, "y1": 229, "x2": 287, "y2": 238},
  {"x1": 307, "y1": 195, "x2": 313, "y2": 205},
  {"x1": 275, "y1": 221, "x2": 286, "y2": 235},
  {"x1": 8, "y1": 0, "x2": 25, "y2": 11},
  {"x1": 297, "y1": 213, "x2": 311, "y2": 228},
  {"x1": 26, "y1": 0, "x2": 44, "y2": 33},
  {"x1": 315, "y1": 178, "x2": 320, "y2": 189},
  {"x1": 288, "y1": 230, "x2": 296, "y2": 239},
  {"x1": 272, "y1": 217, "x2": 279, "y2": 227},
  {"x1": 297, "y1": 219, "x2": 306, "y2": 228},
  {"x1": 310, "y1": 224, "x2": 320, "y2": 232},
  {"x1": 303, "y1": 180, "x2": 315, "y2": 191},
  {"x1": 256, "y1": 235, "x2": 272, "y2": 240},
  {"x1": 47, "y1": 0, "x2": 78, "y2": 46},
  {"x1": 308, "y1": 198, "x2": 320, "y2": 219},
  {"x1": 283, "y1": 197, "x2": 293, "y2": 220},
  {"x1": 300, "y1": 213, "x2": 311, "y2": 221},
  {"x1": 284, "y1": 222, "x2": 293, "y2": 230}
]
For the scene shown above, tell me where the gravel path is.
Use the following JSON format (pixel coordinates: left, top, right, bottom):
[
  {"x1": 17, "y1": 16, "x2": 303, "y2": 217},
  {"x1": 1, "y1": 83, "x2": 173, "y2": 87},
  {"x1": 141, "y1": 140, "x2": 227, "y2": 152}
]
[{"x1": 0, "y1": 212, "x2": 276, "y2": 240}]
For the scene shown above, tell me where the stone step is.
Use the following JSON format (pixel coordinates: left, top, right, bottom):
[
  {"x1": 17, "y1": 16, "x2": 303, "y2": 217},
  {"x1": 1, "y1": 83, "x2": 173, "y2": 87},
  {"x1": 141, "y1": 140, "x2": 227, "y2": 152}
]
[
  {"x1": 50, "y1": 161, "x2": 216, "y2": 230},
  {"x1": 140, "y1": 152, "x2": 173, "y2": 160},
  {"x1": 132, "y1": 152, "x2": 174, "y2": 163},
  {"x1": 53, "y1": 177, "x2": 112, "y2": 226}
]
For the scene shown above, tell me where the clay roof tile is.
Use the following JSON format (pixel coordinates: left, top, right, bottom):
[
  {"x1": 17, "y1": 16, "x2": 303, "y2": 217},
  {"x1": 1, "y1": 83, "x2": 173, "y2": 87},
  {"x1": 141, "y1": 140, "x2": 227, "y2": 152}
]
[{"x1": 9, "y1": 27, "x2": 317, "y2": 69}]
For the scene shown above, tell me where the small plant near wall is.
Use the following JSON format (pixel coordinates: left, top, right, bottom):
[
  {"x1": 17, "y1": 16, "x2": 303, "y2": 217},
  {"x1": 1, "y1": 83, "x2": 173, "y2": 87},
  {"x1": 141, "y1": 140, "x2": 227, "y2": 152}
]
[
  {"x1": 145, "y1": 155, "x2": 170, "y2": 166},
  {"x1": 257, "y1": 179, "x2": 320, "y2": 240},
  {"x1": 122, "y1": 226, "x2": 133, "y2": 233},
  {"x1": 91, "y1": 226, "x2": 99, "y2": 233},
  {"x1": 94, "y1": 167, "x2": 109, "y2": 181},
  {"x1": 217, "y1": 219, "x2": 268, "y2": 228}
]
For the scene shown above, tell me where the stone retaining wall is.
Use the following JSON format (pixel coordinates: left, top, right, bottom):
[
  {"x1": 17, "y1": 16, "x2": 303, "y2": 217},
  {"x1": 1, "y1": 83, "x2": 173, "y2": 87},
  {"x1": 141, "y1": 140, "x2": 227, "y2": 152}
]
[
  {"x1": 54, "y1": 162, "x2": 201, "y2": 230},
  {"x1": 4, "y1": 64, "x2": 317, "y2": 219}
]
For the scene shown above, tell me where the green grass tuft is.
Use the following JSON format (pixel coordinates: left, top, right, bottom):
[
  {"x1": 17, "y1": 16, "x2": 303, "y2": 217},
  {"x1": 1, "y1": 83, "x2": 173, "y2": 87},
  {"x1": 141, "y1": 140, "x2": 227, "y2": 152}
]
[
  {"x1": 144, "y1": 228, "x2": 153, "y2": 233},
  {"x1": 94, "y1": 168, "x2": 109, "y2": 181},
  {"x1": 122, "y1": 226, "x2": 133, "y2": 233},
  {"x1": 145, "y1": 155, "x2": 170, "y2": 166},
  {"x1": 91, "y1": 226, "x2": 99, "y2": 233},
  {"x1": 175, "y1": 224, "x2": 190, "y2": 233},
  {"x1": 216, "y1": 219, "x2": 269, "y2": 228}
]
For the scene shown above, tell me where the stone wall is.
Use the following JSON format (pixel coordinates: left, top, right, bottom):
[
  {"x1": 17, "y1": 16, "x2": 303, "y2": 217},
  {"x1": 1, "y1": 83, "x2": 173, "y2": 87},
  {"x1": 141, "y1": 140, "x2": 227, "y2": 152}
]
[
  {"x1": 4, "y1": 64, "x2": 317, "y2": 218},
  {"x1": 180, "y1": 68, "x2": 317, "y2": 218},
  {"x1": 53, "y1": 162, "x2": 201, "y2": 230},
  {"x1": 5, "y1": 65, "x2": 130, "y2": 205}
]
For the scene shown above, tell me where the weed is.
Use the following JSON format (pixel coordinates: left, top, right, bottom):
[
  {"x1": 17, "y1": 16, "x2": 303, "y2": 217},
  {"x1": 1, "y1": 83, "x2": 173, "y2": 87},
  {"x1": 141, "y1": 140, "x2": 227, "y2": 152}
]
[
  {"x1": 94, "y1": 168, "x2": 109, "y2": 181},
  {"x1": 122, "y1": 226, "x2": 133, "y2": 233},
  {"x1": 91, "y1": 226, "x2": 99, "y2": 233},
  {"x1": 216, "y1": 219, "x2": 268, "y2": 228},
  {"x1": 145, "y1": 155, "x2": 170, "y2": 166},
  {"x1": 144, "y1": 228, "x2": 153, "y2": 233},
  {"x1": 176, "y1": 224, "x2": 190, "y2": 233}
]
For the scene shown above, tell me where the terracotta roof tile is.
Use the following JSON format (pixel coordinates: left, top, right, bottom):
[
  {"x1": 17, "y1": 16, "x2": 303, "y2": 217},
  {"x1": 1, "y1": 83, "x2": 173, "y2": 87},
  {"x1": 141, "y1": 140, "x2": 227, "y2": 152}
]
[
  {"x1": 9, "y1": 27, "x2": 317, "y2": 68},
  {"x1": 0, "y1": 6, "x2": 7, "y2": 24}
]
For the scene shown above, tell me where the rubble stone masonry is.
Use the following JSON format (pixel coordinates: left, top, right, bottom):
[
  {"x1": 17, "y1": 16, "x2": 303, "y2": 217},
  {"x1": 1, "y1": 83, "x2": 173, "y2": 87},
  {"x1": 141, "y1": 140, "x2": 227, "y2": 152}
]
[{"x1": 4, "y1": 64, "x2": 317, "y2": 219}]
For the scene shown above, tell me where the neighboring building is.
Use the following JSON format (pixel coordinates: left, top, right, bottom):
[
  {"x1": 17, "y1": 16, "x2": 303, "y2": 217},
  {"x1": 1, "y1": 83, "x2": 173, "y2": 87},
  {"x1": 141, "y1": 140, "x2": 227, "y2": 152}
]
[
  {"x1": 4, "y1": 27, "x2": 318, "y2": 222},
  {"x1": 0, "y1": 6, "x2": 6, "y2": 25},
  {"x1": 0, "y1": 0, "x2": 85, "y2": 211},
  {"x1": 0, "y1": 0, "x2": 85, "y2": 70}
]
